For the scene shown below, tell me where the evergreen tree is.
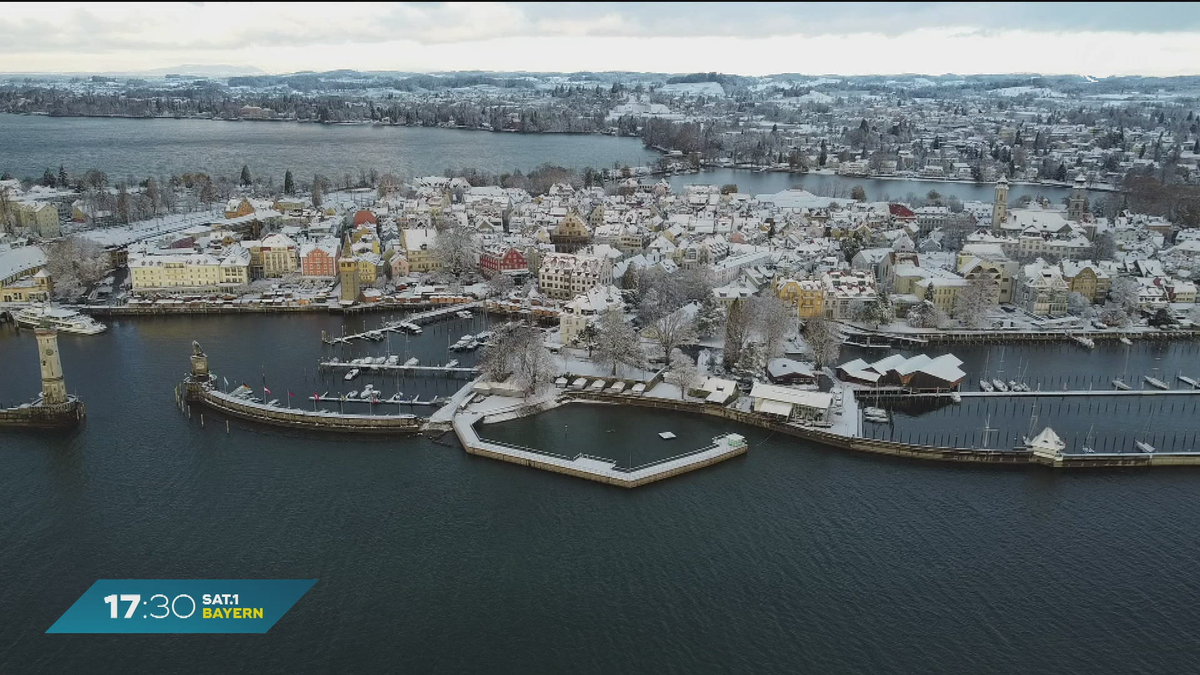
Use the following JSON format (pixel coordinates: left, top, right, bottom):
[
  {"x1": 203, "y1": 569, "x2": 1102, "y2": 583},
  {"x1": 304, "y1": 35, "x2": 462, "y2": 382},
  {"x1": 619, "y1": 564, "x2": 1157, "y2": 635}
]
[
  {"x1": 58, "y1": 164, "x2": 68, "y2": 186},
  {"x1": 42, "y1": 168, "x2": 56, "y2": 188},
  {"x1": 283, "y1": 170, "x2": 295, "y2": 195},
  {"x1": 240, "y1": 164, "x2": 252, "y2": 187}
]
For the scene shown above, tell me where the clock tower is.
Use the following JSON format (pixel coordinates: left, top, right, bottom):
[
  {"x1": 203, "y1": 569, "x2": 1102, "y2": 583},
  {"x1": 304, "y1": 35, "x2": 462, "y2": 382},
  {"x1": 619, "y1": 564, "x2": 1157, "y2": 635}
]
[{"x1": 35, "y1": 327, "x2": 68, "y2": 405}]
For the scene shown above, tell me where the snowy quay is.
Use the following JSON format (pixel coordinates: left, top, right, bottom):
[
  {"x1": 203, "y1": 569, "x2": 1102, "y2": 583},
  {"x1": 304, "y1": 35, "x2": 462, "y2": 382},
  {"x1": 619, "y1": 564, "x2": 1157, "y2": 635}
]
[{"x1": 453, "y1": 412, "x2": 748, "y2": 488}]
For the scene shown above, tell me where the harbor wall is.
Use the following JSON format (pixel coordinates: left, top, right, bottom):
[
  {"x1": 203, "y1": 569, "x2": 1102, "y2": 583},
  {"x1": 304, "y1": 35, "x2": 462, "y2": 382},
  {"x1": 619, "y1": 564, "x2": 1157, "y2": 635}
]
[
  {"x1": 183, "y1": 383, "x2": 421, "y2": 434},
  {"x1": 0, "y1": 399, "x2": 85, "y2": 429},
  {"x1": 559, "y1": 392, "x2": 1200, "y2": 470}
]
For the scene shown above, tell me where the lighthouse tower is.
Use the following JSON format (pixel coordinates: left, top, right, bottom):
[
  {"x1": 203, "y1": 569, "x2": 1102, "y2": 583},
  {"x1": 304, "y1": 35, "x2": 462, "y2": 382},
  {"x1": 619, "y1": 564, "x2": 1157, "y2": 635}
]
[
  {"x1": 991, "y1": 176, "x2": 1009, "y2": 231},
  {"x1": 35, "y1": 327, "x2": 68, "y2": 405}
]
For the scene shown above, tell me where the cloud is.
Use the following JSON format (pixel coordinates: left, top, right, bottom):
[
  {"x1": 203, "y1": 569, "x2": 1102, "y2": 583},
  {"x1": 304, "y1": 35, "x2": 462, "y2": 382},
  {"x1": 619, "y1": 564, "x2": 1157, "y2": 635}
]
[{"x1": 3, "y1": 2, "x2": 1200, "y2": 75}]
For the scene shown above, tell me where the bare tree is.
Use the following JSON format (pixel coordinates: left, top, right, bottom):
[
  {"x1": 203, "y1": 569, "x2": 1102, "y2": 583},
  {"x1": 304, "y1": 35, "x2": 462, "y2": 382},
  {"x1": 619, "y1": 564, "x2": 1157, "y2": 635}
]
[
  {"x1": 645, "y1": 306, "x2": 696, "y2": 360},
  {"x1": 0, "y1": 184, "x2": 15, "y2": 234},
  {"x1": 665, "y1": 348, "x2": 698, "y2": 399},
  {"x1": 479, "y1": 322, "x2": 554, "y2": 395},
  {"x1": 486, "y1": 273, "x2": 514, "y2": 297},
  {"x1": 593, "y1": 307, "x2": 645, "y2": 376},
  {"x1": 803, "y1": 316, "x2": 841, "y2": 368},
  {"x1": 752, "y1": 295, "x2": 795, "y2": 358}
]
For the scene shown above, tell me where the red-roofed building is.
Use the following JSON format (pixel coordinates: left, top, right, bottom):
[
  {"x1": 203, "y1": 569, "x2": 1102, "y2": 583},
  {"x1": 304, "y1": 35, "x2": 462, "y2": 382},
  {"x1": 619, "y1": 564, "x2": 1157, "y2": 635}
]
[
  {"x1": 353, "y1": 210, "x2": 378, "y2": 226},
  {"x1": 889, "y1": 204, "x2": 916, "y2": 222}
]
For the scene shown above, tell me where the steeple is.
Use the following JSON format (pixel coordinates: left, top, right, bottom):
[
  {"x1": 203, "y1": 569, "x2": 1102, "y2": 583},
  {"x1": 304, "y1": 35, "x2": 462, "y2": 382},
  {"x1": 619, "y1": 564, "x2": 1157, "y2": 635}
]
[
  {"x1": 991, "y1": 176, "x2": 1009, "y2": 230},
  {"x1": 1068, "y1": 173, "x2": 1087, "y2": 222}
]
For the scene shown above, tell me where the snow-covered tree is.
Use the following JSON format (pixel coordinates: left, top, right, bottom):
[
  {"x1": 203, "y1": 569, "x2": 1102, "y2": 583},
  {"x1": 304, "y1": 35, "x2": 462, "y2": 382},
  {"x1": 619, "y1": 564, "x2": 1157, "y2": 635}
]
[
  {"x1": 803, "y1": 316, "x2": 841, "y2": 368},
  {"x1": 665, "y1": 349, "x2": 698, "y2": 399},
  {"x1": 954, "y1": 275, "x2": 995, "y2": 328},
  {"x1": 1108, "y1": 277, "x2": 1141, "y2": 314},
  {"x1": 906, "y1": 301, "x2": 946, "y2": 328},
  {"x1": 593, "y1": 307, "x2": 645, "y2": 376},
  {"x1": 44, "y1": 237, "x2": 111, "y2": 300},
  {"x1": 1066, "y1": 291, "x2": 1091, "y2": 317},
  {"x1": 433, "y1": 225, "x2": 477, "y2": 279},
  {"x1": 858, "y1": 291, "x2": 894, "y2": 328},
  {"x1": 722, "y1": 298, "x2": 752, "y2": 369},
  {"x1": 479, "y1": 322, "x2": 555, "y2": 396}
]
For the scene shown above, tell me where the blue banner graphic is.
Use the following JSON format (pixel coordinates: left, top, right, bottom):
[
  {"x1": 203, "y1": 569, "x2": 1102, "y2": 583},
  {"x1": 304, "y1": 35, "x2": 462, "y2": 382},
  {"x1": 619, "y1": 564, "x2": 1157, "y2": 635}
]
[{"x1": 46, "y1": 579, "x2": 317, "y2": 633}]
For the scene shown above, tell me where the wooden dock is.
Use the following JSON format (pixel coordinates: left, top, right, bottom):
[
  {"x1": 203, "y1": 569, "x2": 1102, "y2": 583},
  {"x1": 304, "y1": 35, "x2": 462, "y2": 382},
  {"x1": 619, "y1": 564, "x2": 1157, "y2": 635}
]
[
  {"x1": 319, "y1": 361, "x2": 479, "y2": 375},
  {"x1": 323, "y1": 301, "x2": 482, "y2": 344}
]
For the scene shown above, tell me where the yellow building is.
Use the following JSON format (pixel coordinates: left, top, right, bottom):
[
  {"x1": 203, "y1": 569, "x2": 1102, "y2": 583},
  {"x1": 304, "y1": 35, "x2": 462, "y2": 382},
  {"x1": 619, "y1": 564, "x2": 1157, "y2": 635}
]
[
  {"x1": 129, "y1": 248, "x2": 249, "y2": 292},
  {"x1": 11, "y1": 202, "x2": 61, "y2": 238},
  {"x1": 1060, "y1": 261, "x2": 1110, "y2": 304},
  {"x1": 357, "y1": 255, "x2": 381, "y2": 284},
  {"x1": 775, "y1": 278, "x2": 825, "y2": 318},
  {"x1": 224, "y1": 197, "x2": 254, "y2": 219},
  {"x1": 401, "y1": 227, "x2": 442, "y2": 274},
  {"x1": 0, "y1": 269, "x2": 52, "y2": 302}
]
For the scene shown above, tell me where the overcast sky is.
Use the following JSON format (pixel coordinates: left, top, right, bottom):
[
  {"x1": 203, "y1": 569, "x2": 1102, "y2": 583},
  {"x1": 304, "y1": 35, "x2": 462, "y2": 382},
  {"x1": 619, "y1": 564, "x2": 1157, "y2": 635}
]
[{"x1": 5, "y1": 2, "x2": 1200, "y2": 77}]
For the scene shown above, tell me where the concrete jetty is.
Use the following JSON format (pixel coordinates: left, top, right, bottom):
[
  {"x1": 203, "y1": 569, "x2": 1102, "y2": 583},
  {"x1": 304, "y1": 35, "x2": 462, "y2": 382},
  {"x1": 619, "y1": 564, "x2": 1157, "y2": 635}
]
[{"x1": 453, "y1": 413, "x2": 748, "y2": 488}]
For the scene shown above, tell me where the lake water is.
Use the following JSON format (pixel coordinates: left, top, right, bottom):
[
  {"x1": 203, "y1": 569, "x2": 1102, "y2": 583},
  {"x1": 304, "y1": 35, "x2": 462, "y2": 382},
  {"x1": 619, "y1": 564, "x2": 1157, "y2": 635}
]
[
  {"x1": 0, "y1": 114, "x2": 1084, "y2": 203},
  {"x1": 0, "y1": 114, "x2": 659, "y2": 182},
  {"x1": 4, "y1": 315, "x2": 1200, "y2": 673}
]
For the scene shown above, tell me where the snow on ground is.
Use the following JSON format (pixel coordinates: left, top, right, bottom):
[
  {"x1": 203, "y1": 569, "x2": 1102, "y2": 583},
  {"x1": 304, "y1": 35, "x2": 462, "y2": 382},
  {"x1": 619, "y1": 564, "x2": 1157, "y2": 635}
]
[
  {"x1": 75, "y1": 209, "x2": 224, "y2": 248},
  {"x1": 827, "y1": 384, "x2": 859, "y2": 437},
  {"x1": 656, "y1": 82, "x2": 725, "y2": 96}
]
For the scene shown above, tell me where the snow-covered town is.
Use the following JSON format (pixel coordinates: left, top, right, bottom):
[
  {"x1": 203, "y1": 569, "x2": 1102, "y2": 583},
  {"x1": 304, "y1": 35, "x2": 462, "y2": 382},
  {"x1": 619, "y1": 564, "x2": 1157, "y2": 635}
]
[{"x1": 4, "y1": 163, "x2": 1199, "y2": 419}]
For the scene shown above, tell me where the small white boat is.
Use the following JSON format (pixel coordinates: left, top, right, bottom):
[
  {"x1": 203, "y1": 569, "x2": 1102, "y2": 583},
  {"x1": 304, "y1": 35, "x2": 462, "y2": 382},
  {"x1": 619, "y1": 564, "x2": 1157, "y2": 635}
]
[
  {"x1": 659, "y1": 432, "x2": 677, "y2": 440},
  {"x1": 1119, "y1": 337, "x2": 1133, "y2": 346},
  {"x1": 1112, "y1": 378, "x2": 1130, "y2": 390},
  {"x1": 1007, "y1": 380, "x2": 1018, "y2": 391},
  {"x1": 385, "y1": 355, "x2": 400, "y2": 366},
  {"x1": 346, "y1": 390, "x2": 359, "y2": 399},
  {"x1": 404, "y1": 357, "x2": 419, "y2": 367},
  {"x1": 1178, "y1": 374, "x2": 1199, "y2": 389},
  {"x1": 446, "y1": 359, "x2": 459, "y2": 368},
  {"x1": 1135, "y1": 440, "x2": 1156, "y2": 453},
  {"x1": 344, "y1": 368, "x2": 360, "y2": 381},
  {"x1": 1143, "y1": 375, "x2": 1169, "y2": 390},
  {"x1": 992, "y1": 379, "x2": 1009, "y2": 392},
  {"x1": 950, "y1": 392, "x2": 962, "y2": 404},
  {"x1": 980, "y1": 380, "x2": 994, "y2": 392},
  {"x1": 456, "y1": 310, "x2": 473, "y2": 319}
]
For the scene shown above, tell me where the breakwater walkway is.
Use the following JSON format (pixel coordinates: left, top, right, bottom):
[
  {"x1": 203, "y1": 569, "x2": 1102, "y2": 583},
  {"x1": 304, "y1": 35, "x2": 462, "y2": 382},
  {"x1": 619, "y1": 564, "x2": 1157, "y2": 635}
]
[{"x1": 454, "y1": 412, "x2": 748, "y2": 488}]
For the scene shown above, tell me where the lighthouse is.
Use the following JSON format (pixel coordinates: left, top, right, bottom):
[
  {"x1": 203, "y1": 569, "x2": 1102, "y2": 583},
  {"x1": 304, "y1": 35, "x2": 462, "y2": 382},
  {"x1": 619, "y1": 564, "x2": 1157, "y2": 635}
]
[{"x1": 35, "y1": 327, "x2": 68, "y2": 405}]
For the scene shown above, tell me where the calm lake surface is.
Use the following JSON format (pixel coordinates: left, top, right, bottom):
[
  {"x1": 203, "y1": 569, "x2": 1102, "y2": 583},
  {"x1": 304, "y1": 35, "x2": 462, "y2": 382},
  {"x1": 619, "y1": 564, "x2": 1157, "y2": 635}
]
[
  {"x1": 0, "y1": 114, "x2": 1085, "y2": 201},
  {"x1": 0, "y1": 114, "x2": 659, "y2": 181},
  {"x1": 4, "y1": 315, "x2": 1200, "y2": 674}
]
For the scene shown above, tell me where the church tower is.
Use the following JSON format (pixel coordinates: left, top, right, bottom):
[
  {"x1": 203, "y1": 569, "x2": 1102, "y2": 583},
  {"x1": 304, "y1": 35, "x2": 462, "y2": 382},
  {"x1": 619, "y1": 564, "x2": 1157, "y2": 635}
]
[
  {"x1": 35, "y1": 327, "x2": 68, "y2": 405},
  {"x1": 338, "y1": 236, "x2": 360, "y2": 304},
  {"x1": 991, "y1": 176, "x2": 1009, "y2": 231},
  {"x1": 1068, "y1": 174, "x2": 1087, "y2": 222}
]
